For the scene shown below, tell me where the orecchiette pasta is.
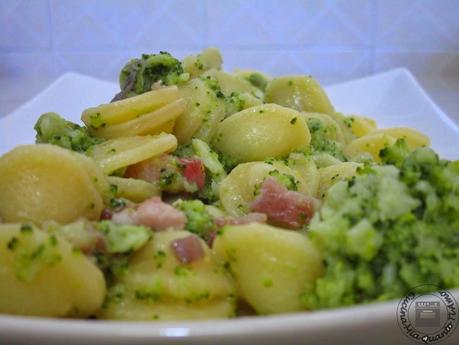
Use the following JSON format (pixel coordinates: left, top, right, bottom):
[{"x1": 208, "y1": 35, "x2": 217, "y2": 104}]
[
  {"x1": 265, "y1": 76, "x2": 334, "y2": 114},
  {"x1": 366, "y1": 127, "x2": 430, "y2": 149},
  {"x1": 213, "y1": 223, "x2": 323, "y2": 314},
  {"x1": 173, "y1": 78, "x2": 226, "y2": 144},
  {"x1": 0, "y1": 145, "x2": 105, "y2": 225},
  {"x1": 317, "y1": 162, "x2": 362, "y2": 198},
  {"x1": 219, "y1": 161, "x2": 312, "y2": 216},
  {"x1": 214, "y1": 104, "x2": 310, "y2": 163},
  {"x1": 1, "y1": 47, "x2": 445, "y2": 322},
  {"x1": 302, "y1": 112, "x2": 346, "y2": 144},
  {"x1": 99, "y1": 231, "x2": 235, "y2": 320},
  {"x1": 82, "y1": 86, "x2": 179, "y2": 129},
  {"x1": 88, "y1": 133, "x2": 177, "y2": 174},
  {"x1": 344, "y1": 133, "x2": 397, "y2": 162},
  {"x1": 346, "y1": 115, "x2": 377, "y2": 138},
  {"x1": 203, "y1": 69, "x2": 264, "y2": 103},
  {"x1": 107, "y1": 176, "x2": 160, "y2": 202},
  {"x1": 182, "y1": 47, "x2": 223, "y2": 78},
  {"x1": 90, "y1": 99, "x2": 186, "y2": 139},
  {"x1": 0, "y1": 224, "x2": 105, "y2": 317}
]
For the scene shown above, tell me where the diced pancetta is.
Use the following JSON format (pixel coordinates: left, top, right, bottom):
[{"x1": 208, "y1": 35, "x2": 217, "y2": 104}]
[{"x1": 250, "y1": 177, "x2": 316, "y2": 229}]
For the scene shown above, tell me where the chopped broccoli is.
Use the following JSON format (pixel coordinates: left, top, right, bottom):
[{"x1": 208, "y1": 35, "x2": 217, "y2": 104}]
[
  {"x1": 113, "y1": 52, "x2": 185, "y2": 100},
  {"x1": 247, "y1": 72, "x2": 268, "y2": 91},
  {"x1": 268, "y1": 169, "x2": 299, "y2": 191},
  {"x1": 34, "y1": 112, "x2": 102, "y2": 152},
  {"x1": 192, "y1": 138, "x2": 227, "y2": 180},
  {"x1": 302, "y1": 147, "x2": 459, "y2": 309},
  {"x1": 379, "y1": 138, "x2": 411, "y2": 167},
  {"x1": 8, "y1": 226, "x2": 62, "y2": 282},
  {"x1": 175, "y1": 199, "x2": 214, "y2": 238},
  {"x1": 307, "y1": 117, "x2": 345, "y2": 161},
  {"x1": 95, "y1": 221, "x2": 151, "y2": 254}
]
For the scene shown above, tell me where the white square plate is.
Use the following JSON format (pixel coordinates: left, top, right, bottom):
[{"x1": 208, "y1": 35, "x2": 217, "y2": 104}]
[{"x1": 0, "y1": 69, "x2": 458, "y2": 345}]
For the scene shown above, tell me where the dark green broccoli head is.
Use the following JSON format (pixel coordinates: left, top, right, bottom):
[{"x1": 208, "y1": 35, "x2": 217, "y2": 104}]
[
  {"x1": 34, "y1": 112, "x2": 102, "y2": 152},
  {"x1": 113, "y1": 52, "x2": 184, "y2": 101}
]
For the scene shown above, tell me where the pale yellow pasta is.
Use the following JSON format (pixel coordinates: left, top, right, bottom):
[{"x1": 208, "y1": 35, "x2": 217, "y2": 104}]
[
  {"x1": 88, "y1": 133, "x2": 177, "y2": 175},
  {"x1": 233, "y1": 69, "x2": 271, "y2": 84},
  {"x1": 82, "y1": 86, "x2": 179, "y2": 128},
  {"x1": 0, "y1": 224, "x2": 105, "y2": 317},
  {"x1": 318, "y1": 162, "x2": 362, "y2": 198},
  {"x1": 265, "y1": 76, "x2": 334, "y2": 114},
  {"x1": 302, "y1": 112, "x2": 346, "y2": 144},
  {"x1": 312, "y1": 152, "x2": 343, "y2": 168},
  {"x1": 347, "y1": 115, "x2": 377, "y2": 137},
  {"x1": 88, "y1": 99, "x2": 186, "y2": 139},
  {"x1": 173, "y1": 78, "x2": 226, "y2": 144},
  {"x1": 288, "y1": 153, "x2": 320, "y2": 197},
  {"x1": 366, "y1": 127, "x2": 430, "y2": 149},
  {"x1": 0, "y1": 144, "x2": 104, "y2": 225},
  {"x1": 75, "y1": 154, "x2": 111, "y2": 203},
  {"x1": 326, "y1": 112, "x2": 356, "y2": 144},
  {"x1": 344, "y1": 133, "x2": 397, "y2": 162},
  {"x1": 203, "y1": 69, "x2": 264, "y2": 101},
  {"x1": 99, "y1": 231, "x2": 235, "y2": 320},
  {"x1": 213, "y1": 223, "x2": 323, "y2": 314},
  {"x1": 214, "y1": 104, "x2": 310, "y2": 163},
  {"x1": 107, "y1": 176, "x2": 160, "y2": 202},
  {"x1": 183, "y1": 47, "x2": 223, "y2": 78},
  {"x1": 219, "y1": 161, "x2": 311, "y2": 216}
]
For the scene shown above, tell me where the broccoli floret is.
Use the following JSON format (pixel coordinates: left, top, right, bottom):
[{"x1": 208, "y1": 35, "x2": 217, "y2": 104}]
[
  {"x1": 303, "y1": 148, "x2": 459, "y2": 309},
  {"x1": 113, "y1": 51, "x2": 185, "y2": 101},
  {"x1": 34, "y1": 112, "x2": 102, "y2": 152},
  {"x1": 175, "y1": 200, "x2": 214, "y2": 238}
]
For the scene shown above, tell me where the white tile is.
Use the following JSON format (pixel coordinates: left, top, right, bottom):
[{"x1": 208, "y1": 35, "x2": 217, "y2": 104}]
[
  {"x1": 50, "y1": 0, "x2": 205, "y2": 50},
  {"x1": 207, "y1": 0, "x2": 371, "y2": 47},
  {"x1": 0, "y1": 0, "x2": 51, "y2": 50},
  {"x1": 375, "y1": 0, "x2": 459, "y2": 49}
]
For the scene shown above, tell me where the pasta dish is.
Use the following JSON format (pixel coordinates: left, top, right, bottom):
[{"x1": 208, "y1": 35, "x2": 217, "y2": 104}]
[{"x1": 0, "y1": 48, "x2": 457, "y2": 321}]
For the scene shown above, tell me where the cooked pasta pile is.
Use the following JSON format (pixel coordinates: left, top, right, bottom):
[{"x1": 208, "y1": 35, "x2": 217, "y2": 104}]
[{"x1": 0, "y1": 48, "x2": 458, "y2": 320}]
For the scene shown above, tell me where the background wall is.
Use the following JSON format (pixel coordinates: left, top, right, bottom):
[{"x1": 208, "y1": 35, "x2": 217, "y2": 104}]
[{"x1": 1, "y1": 0, "x2": 458, "y2": 121}]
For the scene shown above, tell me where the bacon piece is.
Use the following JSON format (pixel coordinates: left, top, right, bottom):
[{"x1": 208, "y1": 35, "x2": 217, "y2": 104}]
[
  {"x1": 112, "y1": 197, "x2": 186, "y2": 231},
  {"x1": 214, "y1": 212, "x2": 268, "y2": 228},
  {"x1": 179, "y1": 157, "x2": 206, "y2": 190},
  {"x1": 170, "y1": 235, "x2": 205, "y2": 264},
  {"x1": 250, "y1": 177, "x2": 316, "y2": 229},
  {"x1": 100, "y1": 208, "x2": 113, "y2": 220}
]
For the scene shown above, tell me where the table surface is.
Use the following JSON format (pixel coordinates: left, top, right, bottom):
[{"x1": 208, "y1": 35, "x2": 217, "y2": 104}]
[{"x1": 1, "y1": 73, "x2": 458, "y2": 127}]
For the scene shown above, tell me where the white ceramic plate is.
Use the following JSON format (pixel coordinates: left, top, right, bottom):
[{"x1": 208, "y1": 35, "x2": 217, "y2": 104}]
[{"x1": 0, "y1": 68, "x2": 459, "y2": 345}]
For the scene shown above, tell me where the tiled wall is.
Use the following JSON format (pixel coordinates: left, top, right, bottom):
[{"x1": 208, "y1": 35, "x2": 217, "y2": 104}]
[{"x1": 1, "y1": 0, "x2": 459, "y2": 115}]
